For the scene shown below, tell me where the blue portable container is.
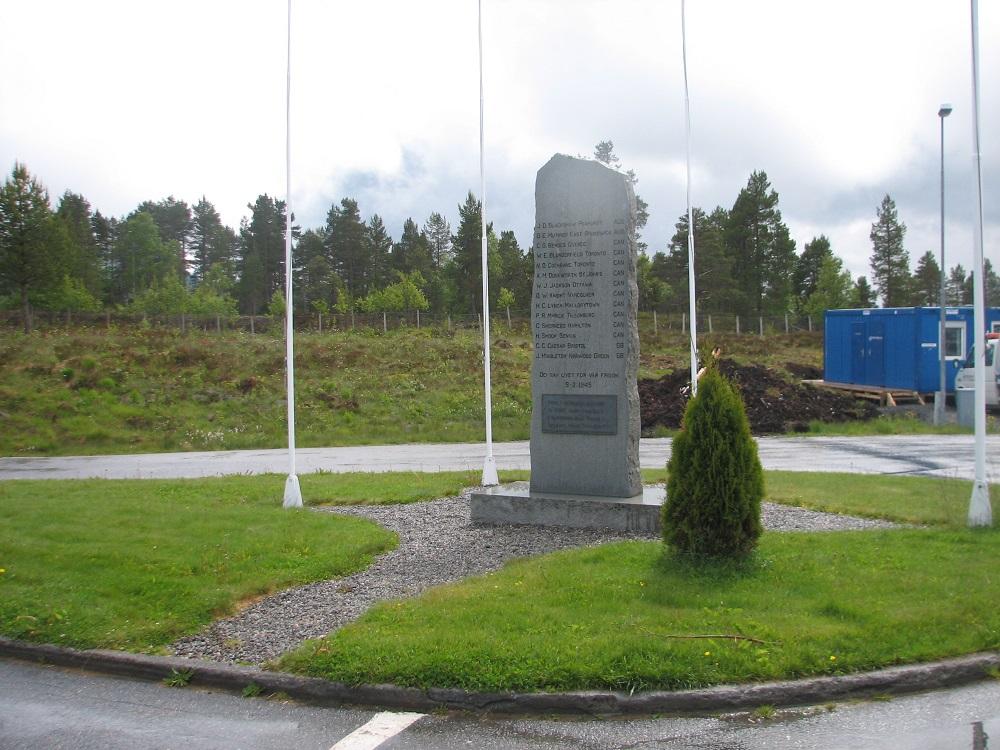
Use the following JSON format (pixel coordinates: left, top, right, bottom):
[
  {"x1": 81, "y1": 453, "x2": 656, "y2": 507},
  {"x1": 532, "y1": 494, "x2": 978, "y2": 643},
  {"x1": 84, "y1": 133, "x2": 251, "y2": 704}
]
[{"x1": 824, "y1": 307, "x2": 1000, "y2": 393}]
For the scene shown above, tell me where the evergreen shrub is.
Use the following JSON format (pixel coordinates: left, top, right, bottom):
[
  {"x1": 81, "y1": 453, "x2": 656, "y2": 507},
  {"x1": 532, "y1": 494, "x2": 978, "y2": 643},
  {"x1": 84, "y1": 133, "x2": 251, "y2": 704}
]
[{"x1": 663, "y1": 365, "x2": 764, "y2": 556}]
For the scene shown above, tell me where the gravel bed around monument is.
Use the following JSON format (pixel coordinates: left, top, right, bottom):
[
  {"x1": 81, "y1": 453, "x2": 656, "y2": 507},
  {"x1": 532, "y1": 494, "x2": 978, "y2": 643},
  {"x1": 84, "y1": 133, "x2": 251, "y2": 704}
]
[{"x1": 170, "y1": 490, "x2": 899, "y2": 666}]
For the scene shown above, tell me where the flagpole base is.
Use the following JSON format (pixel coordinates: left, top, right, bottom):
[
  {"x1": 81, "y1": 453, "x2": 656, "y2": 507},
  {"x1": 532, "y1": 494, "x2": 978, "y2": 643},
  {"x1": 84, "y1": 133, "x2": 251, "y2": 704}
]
[
  {"x1": 968, "y1": 480, "x2": 993, "y2": 527},
  {"x1": 482, "y1": 455, "x2": 499, "y2": 487},
  {"x1": 283, "y1": 474, "x2": 303, "y2": 508}
]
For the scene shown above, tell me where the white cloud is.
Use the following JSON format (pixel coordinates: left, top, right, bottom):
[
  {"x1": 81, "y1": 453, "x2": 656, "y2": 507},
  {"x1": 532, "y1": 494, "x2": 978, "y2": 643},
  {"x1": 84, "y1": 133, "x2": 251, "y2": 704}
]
[{"x1": 1, "y1": 0, "x2": 997, "y2": 281}]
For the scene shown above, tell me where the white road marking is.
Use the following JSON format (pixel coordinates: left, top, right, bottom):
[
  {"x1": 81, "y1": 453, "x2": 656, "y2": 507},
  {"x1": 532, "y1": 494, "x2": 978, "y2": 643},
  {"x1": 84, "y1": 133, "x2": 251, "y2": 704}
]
[{"x1": 330, "y1": 711, "x2": 426, "y2": 750}]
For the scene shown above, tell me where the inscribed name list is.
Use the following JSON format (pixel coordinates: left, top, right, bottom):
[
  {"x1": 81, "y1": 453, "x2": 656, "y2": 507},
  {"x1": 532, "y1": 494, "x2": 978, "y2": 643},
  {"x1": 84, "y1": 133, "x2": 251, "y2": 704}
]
[{"x1": 529, "y1": 154, "x2": 641, "y2": 498}]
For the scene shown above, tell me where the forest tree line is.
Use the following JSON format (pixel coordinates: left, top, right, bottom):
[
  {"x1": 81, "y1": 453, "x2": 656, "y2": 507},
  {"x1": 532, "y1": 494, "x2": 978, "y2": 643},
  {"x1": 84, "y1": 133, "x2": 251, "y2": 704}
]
[{"x1": 2, "y1": 142, "x2": 997, "y2": 334}]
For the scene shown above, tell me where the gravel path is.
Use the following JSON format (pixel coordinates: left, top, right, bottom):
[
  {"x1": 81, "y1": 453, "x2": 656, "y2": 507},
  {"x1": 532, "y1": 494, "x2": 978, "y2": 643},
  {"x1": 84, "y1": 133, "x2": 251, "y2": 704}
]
[{"x1": 171, "y1": 490, "x2": 898, "y2": 666}]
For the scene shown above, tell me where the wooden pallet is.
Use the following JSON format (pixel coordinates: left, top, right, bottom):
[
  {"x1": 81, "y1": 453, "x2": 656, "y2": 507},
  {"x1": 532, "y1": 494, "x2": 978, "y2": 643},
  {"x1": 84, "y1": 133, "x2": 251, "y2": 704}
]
[{"x1": 802, "y1": 380, "x2": 926, "y2": 407}]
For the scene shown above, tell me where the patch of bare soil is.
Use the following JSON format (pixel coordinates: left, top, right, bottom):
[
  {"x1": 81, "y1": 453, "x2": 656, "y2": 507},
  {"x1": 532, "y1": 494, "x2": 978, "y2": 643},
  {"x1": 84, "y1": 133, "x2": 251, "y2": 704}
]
[{"x1": 639, "y1": 359, "x2": 878, "y2": 435}]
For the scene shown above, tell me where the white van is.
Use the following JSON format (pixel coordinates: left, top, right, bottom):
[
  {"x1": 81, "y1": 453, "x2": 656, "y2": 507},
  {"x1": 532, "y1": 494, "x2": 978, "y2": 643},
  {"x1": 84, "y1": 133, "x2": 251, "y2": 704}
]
[{"x1": 954, "y1": 332, "x2": 1000, "y2": 406}]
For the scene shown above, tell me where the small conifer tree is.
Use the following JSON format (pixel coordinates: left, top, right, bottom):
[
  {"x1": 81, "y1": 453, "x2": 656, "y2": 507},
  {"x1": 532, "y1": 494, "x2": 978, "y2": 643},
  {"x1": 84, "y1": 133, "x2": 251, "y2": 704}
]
[{"x1": 663, "y1": 365, "x2": 764, "y2": 556}]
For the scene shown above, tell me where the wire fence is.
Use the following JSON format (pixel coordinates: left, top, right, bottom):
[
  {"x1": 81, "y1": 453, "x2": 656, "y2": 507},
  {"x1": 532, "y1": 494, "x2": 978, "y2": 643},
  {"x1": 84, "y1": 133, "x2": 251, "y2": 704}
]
[{"x1": 0, "y1": 308, "x2": 825, "y2": 337}]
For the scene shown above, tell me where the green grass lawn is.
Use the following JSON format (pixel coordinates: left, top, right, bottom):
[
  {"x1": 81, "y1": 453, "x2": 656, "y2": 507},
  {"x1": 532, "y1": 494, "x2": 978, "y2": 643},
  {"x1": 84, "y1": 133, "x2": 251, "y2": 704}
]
[
  {"x1": 805, "y1": 414, "x2": 984, "y2": 436},
  {"x1": 0, "y1": 470, "x2": 517, "y2": 652},
  {"x1": 4, "y1": 467, "x2": 998, "y2": 695},
  {"x1": 279, "y1": 529, "x2": 1000, "y2": 692},
  {"x1": 278, "y1": 471, "x2": 1000, "y2": 692},
  {"x1": 764, "y1": 471, "x2": 1000, "y2": 527}
]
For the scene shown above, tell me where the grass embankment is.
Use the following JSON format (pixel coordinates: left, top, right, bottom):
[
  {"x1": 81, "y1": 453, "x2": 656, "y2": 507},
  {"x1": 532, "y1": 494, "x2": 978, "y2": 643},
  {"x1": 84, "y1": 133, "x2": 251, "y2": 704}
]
[
  {"x1": 0, "y1": 470, "x2": 502, "y2": 651},
  {"x1": 0, "y1": 326, "x2": 534, "y2": 456},
  {"x1": 279, "y1": 473, "x2": 1000, "y2": 693},
  {"x1": 1, "y1": 325, "x2": 914, "y2": 458},
  {"x1": 0, "y1": 325, "x2": 975, "y2": 456}
]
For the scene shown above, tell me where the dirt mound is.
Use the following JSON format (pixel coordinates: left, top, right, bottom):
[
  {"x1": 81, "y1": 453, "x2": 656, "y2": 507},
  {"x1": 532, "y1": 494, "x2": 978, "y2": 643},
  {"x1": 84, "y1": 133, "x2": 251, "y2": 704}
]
[
  {"x1": 785, "y1": 361, "x2": 823, "y2": 380},
  {"x1": 639, "y1": 359, "x2": 878, "y2": 435}
]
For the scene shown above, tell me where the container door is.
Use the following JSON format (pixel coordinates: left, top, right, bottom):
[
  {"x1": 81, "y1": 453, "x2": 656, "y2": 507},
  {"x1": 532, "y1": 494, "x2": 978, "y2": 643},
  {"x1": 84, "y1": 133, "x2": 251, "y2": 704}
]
[
  {"x1": 851, "y1": 322, "x2": 865, "y2": 383},
  {"x1": 866, "y1": 321, "x2": 885, "y2": 385}
]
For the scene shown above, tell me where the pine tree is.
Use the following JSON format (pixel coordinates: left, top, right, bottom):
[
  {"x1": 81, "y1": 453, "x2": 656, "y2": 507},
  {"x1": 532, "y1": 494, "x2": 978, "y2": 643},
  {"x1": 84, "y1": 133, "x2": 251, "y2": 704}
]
[
  {"x1": 190, "y1": 197, "x2": 233, "y2": 283},
  {"x1": 135, "y1": 196, "x2": 191, "y2": 278},
  {"x1": 725, "y1": 171, "x2": 797, "y2": 316},
  {"x1": 91, "y1": 210, "x2": 119, "y2": 303},
  {"x1": 112, "y1": 212, "x2": 175, "y2": 302},
  {"x1": 494, "y1": 229, "x2": 531, "y2": 311},
  {"x1": 391, "y1": 218, "x2": 431, "y2": 278},
  {"x1": 793, "y1": 235, "x2": 833, "y2": 306},
  {"x1": 423, "y1": 212, "x2": 452, "y2": 270},
  {"x1": 293, "y1": 228, "x2": 333, "y2": 312},
  {"x1": 910, "y1": 251, "x2": 941, "y2": 306},
  {"x1": 947, "y1": 264, "x2": 970, "y2": 304},
  {"x1": 237, "y1": 195, "x2": 287, "y2": 315},
  {"x1": 593, "y1": 140, "x2": 621, "y2": 170},
  {"x1": 666, "y1": 206, "x2": 734, "y2": 313},
  {"x1": 852, "y1": 276, "x2": 875, "y2": 308},
  {"x1": 366, "y1": 215, "x2": 394, "y2": 290},
  {"x1": 985, "y1": 259, "x2": 1000, "y2": 307},
  {"x1": 637, "y1": 253, "x2": 668, "y2": 310},
  {"x1": 869, "y1": 194, "x2": 910, "y2": 307},
  {"x1": 962, "y1": 259, "x2": 1000, "y2": 308},
  {"x1": 663, "y1": 365, "x2": 764, "y2": 557},
  {"x1": 325, "y1": 198, "x2": 369, "y2": 299},
  {"x1": 450, "y1": 192, "x2": 488, "y2": 314},
  {"x1": 56, "y1": 191, "x2": 103, "y2": 299},
  {"x1": 594, "y1": 140, "x2": 649, "y2": 251},
  {"x1": 0, "y1": 163, "x2": 63, "y2": 332}
]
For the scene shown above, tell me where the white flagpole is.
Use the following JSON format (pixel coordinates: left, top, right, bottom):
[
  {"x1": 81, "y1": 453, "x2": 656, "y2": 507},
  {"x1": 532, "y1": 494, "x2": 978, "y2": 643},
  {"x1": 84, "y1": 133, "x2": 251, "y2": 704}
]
[
  {"x1": 682, "y1": 0, "x2": 699, "y2": 395},
  {"x1": 967, "y1": 0, "x2": 991, "y2": 526},
  {"x1": 479, "y1": 0, "x2": 498, "y2": 486},
  {"x1": 283, "y1": 0, "x2": 302, "y2": 508}
]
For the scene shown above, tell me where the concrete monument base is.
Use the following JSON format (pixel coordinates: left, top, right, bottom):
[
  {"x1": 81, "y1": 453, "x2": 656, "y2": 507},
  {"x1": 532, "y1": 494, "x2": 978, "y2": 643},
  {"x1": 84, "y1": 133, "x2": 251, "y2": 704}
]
[{"x1": 470, "y1": 481, "x2": 664, "y2": 533}]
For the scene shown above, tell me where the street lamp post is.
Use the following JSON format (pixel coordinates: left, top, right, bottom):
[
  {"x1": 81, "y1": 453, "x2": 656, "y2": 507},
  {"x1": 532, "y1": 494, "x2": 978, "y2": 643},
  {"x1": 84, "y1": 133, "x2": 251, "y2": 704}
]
[{"x1": 934, "y1": 103, "x2": 952, "y2": 427}]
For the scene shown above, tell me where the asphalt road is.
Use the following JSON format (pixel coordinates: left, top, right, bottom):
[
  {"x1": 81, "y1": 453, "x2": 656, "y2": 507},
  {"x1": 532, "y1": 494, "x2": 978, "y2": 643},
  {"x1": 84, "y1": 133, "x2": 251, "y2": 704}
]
[
  {"x1": 1, "y1": 435, "x2": 997, "y2": 481},
  {"x1": 2, "y1": 658, "x2": 997, "y2": 749}
]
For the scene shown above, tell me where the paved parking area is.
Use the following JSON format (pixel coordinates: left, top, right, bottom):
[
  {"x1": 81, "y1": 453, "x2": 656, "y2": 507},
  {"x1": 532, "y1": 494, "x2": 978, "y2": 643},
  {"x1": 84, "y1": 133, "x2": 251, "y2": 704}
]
[{"x1": 1, "y1": 435, "x2": 997, "y2": 481}]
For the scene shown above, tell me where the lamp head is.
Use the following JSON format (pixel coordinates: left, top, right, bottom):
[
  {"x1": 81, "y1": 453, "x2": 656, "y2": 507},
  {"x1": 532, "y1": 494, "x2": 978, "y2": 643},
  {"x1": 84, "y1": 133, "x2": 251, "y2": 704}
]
[{"x1": 939, "y1": 103, "x2": 953, "y2": 118}]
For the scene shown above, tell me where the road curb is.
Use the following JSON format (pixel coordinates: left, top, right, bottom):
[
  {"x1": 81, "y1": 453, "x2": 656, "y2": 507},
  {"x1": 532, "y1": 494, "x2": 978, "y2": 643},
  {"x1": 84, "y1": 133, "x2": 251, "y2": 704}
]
[{"x1": 2, "y1": 637, "x2": 998, "y2": 716}]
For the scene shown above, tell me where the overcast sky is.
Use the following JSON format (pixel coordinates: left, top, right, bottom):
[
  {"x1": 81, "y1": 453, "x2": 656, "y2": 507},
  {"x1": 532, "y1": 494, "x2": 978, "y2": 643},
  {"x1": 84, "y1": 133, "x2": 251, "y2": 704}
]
[{"x1": 2, "y1": 0, "x2": 997, "y2": 282}]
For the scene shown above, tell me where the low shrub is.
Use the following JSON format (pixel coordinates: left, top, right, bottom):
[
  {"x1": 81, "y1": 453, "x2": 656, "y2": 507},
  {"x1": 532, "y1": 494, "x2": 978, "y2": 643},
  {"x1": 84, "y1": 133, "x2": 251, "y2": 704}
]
[{"x1": 663, "y1": 365, "x2": 764, "y2": 556}]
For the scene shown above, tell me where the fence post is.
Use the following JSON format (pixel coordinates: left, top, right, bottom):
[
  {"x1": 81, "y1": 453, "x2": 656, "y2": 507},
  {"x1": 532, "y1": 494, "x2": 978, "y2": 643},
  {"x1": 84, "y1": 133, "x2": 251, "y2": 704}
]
[
  {"x1": 506, "y1": 306, "x2": 511, "y2": 330},
  {"x1": 736, "y1": 315, "x2": 741, "y2": 335},
  {"x1": 808, "y1": 315, "x2": 812, "y2": 332},
  {"x1": 478, "y1": 313, "x2": 482, "y2": 331},
  {"x1": 759, "y1": 316, "x2": 764, "y2": 337},
  {"x1": 416, "y1": 309, "x2": 420, "y2": 329},
  {"x1": 653, "y1": 310, "x2": 657, "y2": 336},
  {"x1": 382, "y1": 311, "x2": 387, "y2": 333},
  {"x1": 318, "y1": 312, "x2": 323, "y2": 333},
  {"x1": 682, "y1": 312, "x2": 686, "y2": 334},
  {"x1": 784, "y1": 314, "x2": 789, "y2": 333},
  {"x1": 708, "y1": 315, "x2": 713, "y2": 334},
  {"x1": 250, "y1": 315, "x2": 255, "y2": 334}
]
